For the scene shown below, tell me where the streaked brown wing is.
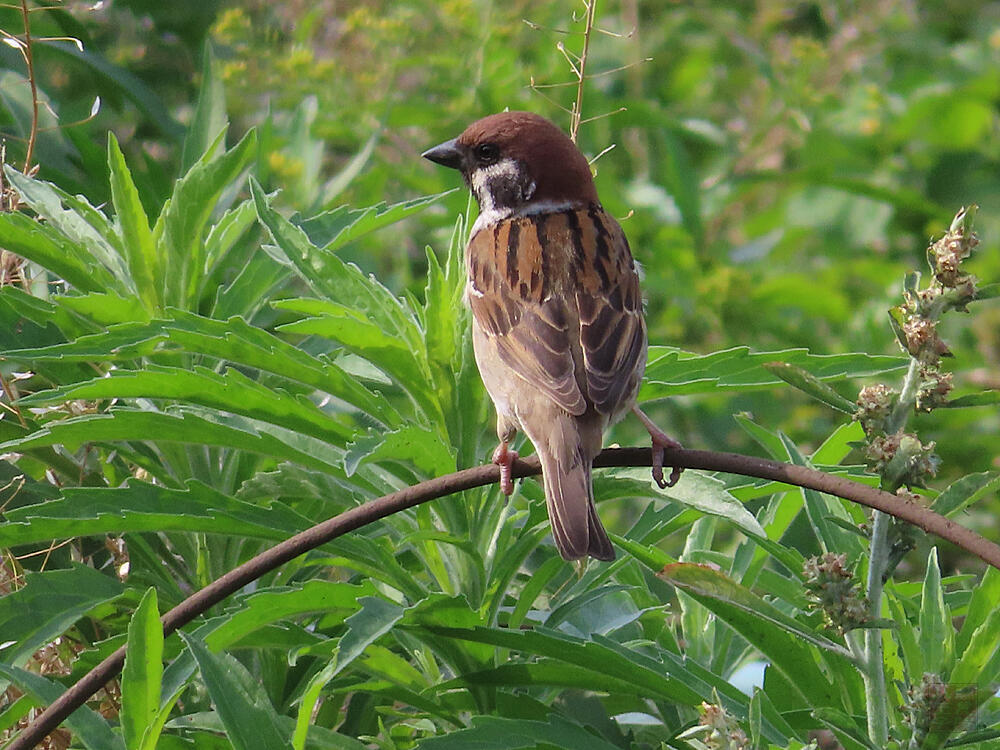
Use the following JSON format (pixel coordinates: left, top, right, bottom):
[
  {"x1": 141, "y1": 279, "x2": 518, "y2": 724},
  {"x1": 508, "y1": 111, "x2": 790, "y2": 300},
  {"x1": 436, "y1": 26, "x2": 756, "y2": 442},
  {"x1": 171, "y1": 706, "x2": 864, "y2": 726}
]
[
  {"x1": 570, "y1": 206, "x2": 647, "y2": 416},
  {"x1": 467, "y1": 217, "x2": 587, "y2": 416}
]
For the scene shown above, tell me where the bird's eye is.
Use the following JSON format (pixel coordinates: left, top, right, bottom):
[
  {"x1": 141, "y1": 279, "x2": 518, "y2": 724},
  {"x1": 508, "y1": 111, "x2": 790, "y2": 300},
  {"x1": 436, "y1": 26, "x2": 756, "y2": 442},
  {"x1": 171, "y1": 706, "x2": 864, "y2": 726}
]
[{"x1": 474, "y1": 143, "x2": 500, "y2": 164}]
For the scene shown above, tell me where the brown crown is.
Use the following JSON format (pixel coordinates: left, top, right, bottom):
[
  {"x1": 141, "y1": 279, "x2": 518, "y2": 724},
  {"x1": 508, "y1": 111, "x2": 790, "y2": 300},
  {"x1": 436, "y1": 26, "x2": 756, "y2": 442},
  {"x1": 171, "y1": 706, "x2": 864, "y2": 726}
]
[{"x1": 457, "y1": 112, "x2": 599, "y2": 206}]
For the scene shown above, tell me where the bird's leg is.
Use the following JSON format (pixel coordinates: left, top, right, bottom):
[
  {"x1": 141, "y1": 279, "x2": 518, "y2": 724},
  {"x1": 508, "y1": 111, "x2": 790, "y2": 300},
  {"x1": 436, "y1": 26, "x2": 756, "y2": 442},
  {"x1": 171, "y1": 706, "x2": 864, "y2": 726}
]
[
  {"x1": 632, "y1": 405, "x2": 683, "y2": 489},
  {"x1": 491, "y1": 441, "x2": 519, "y2": 496}
]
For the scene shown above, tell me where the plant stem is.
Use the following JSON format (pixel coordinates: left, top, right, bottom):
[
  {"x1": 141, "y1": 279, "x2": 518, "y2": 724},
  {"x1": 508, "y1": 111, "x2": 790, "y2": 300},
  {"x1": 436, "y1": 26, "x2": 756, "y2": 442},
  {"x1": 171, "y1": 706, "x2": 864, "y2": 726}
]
[
  {"x1": 569, "y1": 0, "x2": 598, "y2": 143},
  {"x1": 863, "y1": 508, "x2": 891, "y2": 745},
  {"x1": 863, "y1": 356, "x2": 920, "y2": 743},
  {"x1": 19, "y1": 0, "x2": 39, "y2": 172},
  {"x1": 888, "y1": 357, "x2": 921, "y2": 435}
]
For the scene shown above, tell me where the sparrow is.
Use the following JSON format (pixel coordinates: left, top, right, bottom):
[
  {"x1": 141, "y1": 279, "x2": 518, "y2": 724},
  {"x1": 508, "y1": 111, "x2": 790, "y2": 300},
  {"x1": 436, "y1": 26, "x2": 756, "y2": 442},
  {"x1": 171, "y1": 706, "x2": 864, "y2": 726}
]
[{"x1": 422, "y1": 111, "x2": 680, "y2": 561}]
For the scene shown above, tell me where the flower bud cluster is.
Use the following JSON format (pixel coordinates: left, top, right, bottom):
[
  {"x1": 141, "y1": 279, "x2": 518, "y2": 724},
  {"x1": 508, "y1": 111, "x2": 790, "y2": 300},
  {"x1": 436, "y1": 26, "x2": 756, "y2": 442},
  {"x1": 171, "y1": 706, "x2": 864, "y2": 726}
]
[
  {"x1": 696, "y1": 702, "x2": 751, "y2": 750},
  {"x1": 854, "y1": 384, "x2": 895, "y2": 434},
  {"x1": 853, "y1": 207, "x2": 977, "y2": 489},
  {"x1": 864, "y1": 431, "x2": 939, "y2": 490},
  {"x1": 803, "y1": 552, "x2": 870, "y2": 634},
  {"x1": 902, "y1": 673, "x2": 948, "y2": 745}
]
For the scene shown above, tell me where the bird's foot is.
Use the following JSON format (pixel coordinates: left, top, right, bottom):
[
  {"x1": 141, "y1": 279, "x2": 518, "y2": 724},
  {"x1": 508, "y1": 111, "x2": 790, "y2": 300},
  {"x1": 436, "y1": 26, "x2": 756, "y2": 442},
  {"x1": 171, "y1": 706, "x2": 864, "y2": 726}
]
[
  {"x1": 491, "y1": 442, "x2": 519, "y2": 495},
  {"x1": 632, "y1": 406, "x2": 683, "y2": 489}
]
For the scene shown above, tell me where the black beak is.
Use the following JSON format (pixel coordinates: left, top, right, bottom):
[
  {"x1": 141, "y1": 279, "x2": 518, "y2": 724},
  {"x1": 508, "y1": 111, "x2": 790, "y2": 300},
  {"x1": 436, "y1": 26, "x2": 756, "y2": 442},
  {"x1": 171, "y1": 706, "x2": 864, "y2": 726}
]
[{"x1": 421, "y1": 137, "x2": 462, "y2": 170}]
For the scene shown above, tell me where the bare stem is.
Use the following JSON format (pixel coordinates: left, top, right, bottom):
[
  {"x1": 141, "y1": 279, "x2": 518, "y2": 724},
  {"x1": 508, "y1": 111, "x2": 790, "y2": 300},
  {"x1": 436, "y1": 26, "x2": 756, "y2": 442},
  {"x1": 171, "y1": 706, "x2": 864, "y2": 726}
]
[
  {"x1": 863, "y1": 509, "x2": 891, "y2": 745},
  {"x1": 569, "y1": 0, "x2": 598, "y2": 142},
  {"x1": 19, "y1": 0, "x2": 39, "y2": 173}
]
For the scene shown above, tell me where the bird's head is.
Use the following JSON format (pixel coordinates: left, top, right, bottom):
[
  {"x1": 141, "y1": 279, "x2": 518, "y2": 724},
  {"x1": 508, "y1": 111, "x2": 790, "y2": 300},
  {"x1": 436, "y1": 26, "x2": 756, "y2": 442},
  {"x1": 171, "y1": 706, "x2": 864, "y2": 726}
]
[{"x1": 422, "y1": 111, "x2": 599, "y2": 227}]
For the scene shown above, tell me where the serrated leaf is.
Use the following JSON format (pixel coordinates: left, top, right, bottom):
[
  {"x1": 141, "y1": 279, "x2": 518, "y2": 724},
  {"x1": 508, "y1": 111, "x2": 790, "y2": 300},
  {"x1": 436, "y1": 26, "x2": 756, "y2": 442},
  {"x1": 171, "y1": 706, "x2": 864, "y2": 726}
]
[
  {"x1": 108, "y1": 132, "x2": 159, "y2": 309},
  {"x1": 293, "y1": 597, "x2": 404, "y2": 750},
  {"x1": 276, "y1": 299, "x2": 439, "y2": 423},
  {"x1": 0, "y1": 480, "x2": 314, "y2": 548},
  {"x1": 658, "y1": 563, "x2": 854, "y2": 706},
  {"x1": 416, "y1": 714, "x2": 623, "y2": 750},
  {"x1": 640, "y1": 346, "x2": 907, "y2": 399},
  {"x1": 608, "y1": 467, "x2": 765, "y2": 538},
  {"x1": 0, "y1": 208, "x2": 112, "y2": 293},
  {"x1": 419, "y1": 625, "x2": 789, "y2": 744},
  {"x1": 3, "y1": 165, "x2": 131, "y2": 287},
  {"x1": 345, "y1": 425, "x2": 454, "y2": 477},
  {"x1": 763, "y1": 361, "x2": 857, "y2": 413},
  {"x1": 21, "y1": 364, "x2": 356, "y2": 443},
  {"x1": 298, "y1": 191, "x2": 452, "y2": 253},
  {"x1": 252, "y1": 180, "x2": 423, "y2": 351},
  {"x1": 0, "y1": 664, "x2": 124, "y2": 750},
  {"x1": 941, "y1": 390, "x2": 1000, "y2": 408},
  {"x1": 0, "y1": 564, "x2": 123, "y2": 666},
  {"x1": 2, "y1": 312, "x2": 398, "y2": 425},
  {"x1": 155, "y1": 129, "x2": 256, "y2": 307},
  {"x1": 180, "y1": 632, "x2": 292, "y2": 750},
  {"x1": 931, "y1": 472, "x2": 1000, "y2": 518},
  {"x1": 0, "y1": 408, "x2": 346, "y2": 476}
]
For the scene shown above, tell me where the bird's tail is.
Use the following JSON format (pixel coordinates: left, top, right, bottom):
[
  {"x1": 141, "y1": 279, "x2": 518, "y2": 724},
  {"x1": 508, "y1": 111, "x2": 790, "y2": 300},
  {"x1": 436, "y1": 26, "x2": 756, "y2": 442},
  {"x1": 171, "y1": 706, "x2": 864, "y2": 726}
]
[{"x1": 537, "y1": 417, "x2": 615, "y2": 562}]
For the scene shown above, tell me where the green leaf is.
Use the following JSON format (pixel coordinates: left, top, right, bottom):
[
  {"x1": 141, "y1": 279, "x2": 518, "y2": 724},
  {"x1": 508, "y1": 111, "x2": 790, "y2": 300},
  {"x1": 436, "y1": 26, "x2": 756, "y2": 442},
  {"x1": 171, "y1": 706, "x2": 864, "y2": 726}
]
[
  {"x1": 293, "y1": 597, "x2": 404, "y2": 750},
  {"x1": 919, "y1": 547, "x2": 953, "y2": 676},
  {"x1": 956, "y1": 566, "x2": 1000, "y2": 655},
  {"x1": 345, "y1": 425, "x2": 455, "y2": 477},
  {"x1": 416, "y1": 714, "x2": 623, "y2": 750},
  {"x1": 155, "y1": 128, "x2": 257, "y2": 307},
  {"x1": 2, "y1": 312, "x2": 398, "y2": 426},
  {"x1": 763, "y1": 361, "x2": 857, "y2": 413},
  {"x1": 0, "y1": 480, "x2": 314, "y2": 548},
  {"x1": 3, "y1": 165, "x2": 131, "y2": 287},
  {"x1": 951, "y1": 606, "x2": 1000, "y2": 689},
  {"x1": 298, "y1": 191, "x2": 452, "y2": 253},
  {"x1": 941, "y1": 390, "x2": 1000, "y2": 408},
  {"x1": 181, "y1": 41, "x2": 228, "y2": 171},
  {"x1": 0, "y1": 202, "x2": 112, "y2": 293},
  {"x1": 931, "y1": 472, "x2": 1000, "y2": 518},
  {"x1": 640, "y1": 346, "x2": 907, "y2": 400},
  {"x1": 607, "y1": 467, "x2": 765, "y2": 538},
  {"x1": 0, "y1": 564, "x2": 123, "y2": 666},
  {"x1": 180, "y1": 632, "x2": 293, "y2": 750},
  {"x1": 108, "y1": 132, "x2": 160, "y2": 309},
  {"x1": 21, "y1": 364, "x2": 357, "y2": 443},
  {"x1": 0, "y1": 664, "x2": 125, "y2": 750},
  {"x1": 422, "y1": 625, "x2": 789, "y2": 744},
  {"x1": 657, "y1": 563, "x2": 854, "y2": 707},
  {"x1": 121, "y1": 588, "x2": 163, "y2": 750},
  {"x1": 276, "y1": 298, "x2": 439, "y2": 423},
  {"x1": 0, "y1": 409, "x2": 346, "y2": 476},
  {"x1": 780, "y1": 434, "x2": 865, "y2": 557}
]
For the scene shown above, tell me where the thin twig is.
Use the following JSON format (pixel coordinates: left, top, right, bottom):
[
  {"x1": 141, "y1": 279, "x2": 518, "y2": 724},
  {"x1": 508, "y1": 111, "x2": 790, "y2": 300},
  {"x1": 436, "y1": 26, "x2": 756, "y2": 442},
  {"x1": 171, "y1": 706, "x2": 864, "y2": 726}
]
[
  {"x1": 18, "y1": 0, "x2": 39, "y2": 173},
  {"x1": 569, "y1": 0, "x2": 598, "y2": 142},
  {"x1": 8, "y1": 445, "x2": 1000, "y2": 749}
]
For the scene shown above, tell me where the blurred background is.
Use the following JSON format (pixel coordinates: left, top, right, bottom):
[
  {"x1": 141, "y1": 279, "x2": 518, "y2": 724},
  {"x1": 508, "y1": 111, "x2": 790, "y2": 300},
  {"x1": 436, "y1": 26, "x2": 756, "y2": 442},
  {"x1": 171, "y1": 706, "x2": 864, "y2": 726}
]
[{"x1": 2, "y1": 0, "x2": 998, "y2": 537}]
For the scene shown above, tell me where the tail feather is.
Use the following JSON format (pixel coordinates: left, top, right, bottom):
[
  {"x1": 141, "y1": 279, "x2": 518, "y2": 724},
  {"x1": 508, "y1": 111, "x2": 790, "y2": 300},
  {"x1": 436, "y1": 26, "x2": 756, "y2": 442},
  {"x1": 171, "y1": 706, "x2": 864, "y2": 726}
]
[{"x1": 536, "y1": 418, "x2": 614, "y2": 561}]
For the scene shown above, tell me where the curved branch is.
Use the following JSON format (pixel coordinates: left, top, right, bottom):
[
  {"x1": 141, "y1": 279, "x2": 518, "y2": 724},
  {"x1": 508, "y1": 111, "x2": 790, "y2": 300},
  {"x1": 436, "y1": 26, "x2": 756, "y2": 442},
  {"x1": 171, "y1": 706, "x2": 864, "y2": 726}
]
[{"x1": 10, "y1": 446, "x2": 1000, "y2": 749}]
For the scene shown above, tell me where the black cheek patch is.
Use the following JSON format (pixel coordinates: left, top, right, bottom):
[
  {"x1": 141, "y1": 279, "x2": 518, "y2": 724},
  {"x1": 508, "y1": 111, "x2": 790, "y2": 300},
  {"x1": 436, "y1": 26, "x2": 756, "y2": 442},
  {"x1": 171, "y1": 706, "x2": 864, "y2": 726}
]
[{"x1": 486, "y1": 170, "x2": 534, "y2": 209}]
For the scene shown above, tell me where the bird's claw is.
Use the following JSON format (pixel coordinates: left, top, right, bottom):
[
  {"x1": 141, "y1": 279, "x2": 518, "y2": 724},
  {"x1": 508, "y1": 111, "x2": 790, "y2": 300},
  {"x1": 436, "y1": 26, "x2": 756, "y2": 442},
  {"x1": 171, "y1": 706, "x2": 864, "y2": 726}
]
[
  {"x1": 633, "y1": 406, "x2": 683, "y2": 489},
  {"x1": 651, "y1": 440, "x2": 683, "y2": 489},
  {"x1": 492, "y1": 442, "x2": 519, "y2": 495}
]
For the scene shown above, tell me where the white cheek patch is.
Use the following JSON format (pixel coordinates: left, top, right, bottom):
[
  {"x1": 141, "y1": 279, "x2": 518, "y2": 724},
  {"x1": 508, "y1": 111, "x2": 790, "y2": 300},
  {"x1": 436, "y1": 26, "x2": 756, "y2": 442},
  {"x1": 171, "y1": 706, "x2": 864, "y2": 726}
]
[{"x1": 469, "y1": 158, "x2": 521, "y2": 236}]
